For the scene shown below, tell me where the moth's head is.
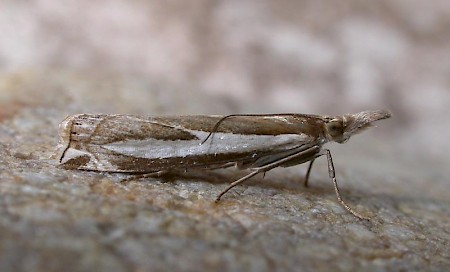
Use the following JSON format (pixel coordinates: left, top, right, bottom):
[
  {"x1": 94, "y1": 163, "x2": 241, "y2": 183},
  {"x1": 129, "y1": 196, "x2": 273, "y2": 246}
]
[{"x1": 325, "y1": 110, "x2": 391, "y2": 143}]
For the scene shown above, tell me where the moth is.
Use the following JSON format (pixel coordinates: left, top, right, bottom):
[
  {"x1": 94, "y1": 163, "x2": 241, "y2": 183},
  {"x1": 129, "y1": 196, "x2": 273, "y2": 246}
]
[{"x1": 58, "y1": 110, "x2": 391, "y2": 219}]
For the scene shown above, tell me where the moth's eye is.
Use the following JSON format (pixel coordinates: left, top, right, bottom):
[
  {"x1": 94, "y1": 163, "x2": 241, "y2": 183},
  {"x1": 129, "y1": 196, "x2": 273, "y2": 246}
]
[{"x1": 327, "y1": 120, "x2": 343, "y2": 137}]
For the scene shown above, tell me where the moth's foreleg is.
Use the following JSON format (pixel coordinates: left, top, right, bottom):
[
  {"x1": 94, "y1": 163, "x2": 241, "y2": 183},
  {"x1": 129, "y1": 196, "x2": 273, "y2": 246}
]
[{"x1": 321, "y1": 149, "x2": 369, "y2": 220}]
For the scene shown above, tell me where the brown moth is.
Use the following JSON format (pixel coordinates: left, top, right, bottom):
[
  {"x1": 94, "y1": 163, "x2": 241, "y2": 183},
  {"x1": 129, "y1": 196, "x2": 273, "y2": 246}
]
[{"x1": 58, "y1": 110, "x2": 391, "y2": 219}]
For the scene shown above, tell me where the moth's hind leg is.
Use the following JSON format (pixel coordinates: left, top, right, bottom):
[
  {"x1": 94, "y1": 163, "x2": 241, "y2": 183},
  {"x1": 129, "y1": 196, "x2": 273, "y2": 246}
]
[
  {"x1": 120, "y1": 170, "x2": 170, "y2": 183},
  {"x1": 215, "y1": 170, "x2": 260, "y2": 202},
  {"x1": 216, "y1": 145, "x2": 321, "y2": 201}
]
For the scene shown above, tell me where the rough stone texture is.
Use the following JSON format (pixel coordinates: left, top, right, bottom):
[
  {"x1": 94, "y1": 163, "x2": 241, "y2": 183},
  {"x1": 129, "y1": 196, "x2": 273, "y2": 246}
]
[{"x1": 1, "y1": 1, "x2": 449, "y2": 272}]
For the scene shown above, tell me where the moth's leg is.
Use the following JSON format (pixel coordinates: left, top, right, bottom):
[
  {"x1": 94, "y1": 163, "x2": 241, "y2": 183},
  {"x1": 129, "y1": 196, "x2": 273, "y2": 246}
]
[
  {"x1": 304, "y1": 159, "x2": 315, "y2": 187},
  {"x1": 321, "y1": 149, "x2": 369, "y2": 220},
  {"x1": 202, "y1": 162, "x2": 236, "y2": 170},
  {"x1": 121, "y1": 170, "x2": 169, "y2": 183},
  {"x1": 216, "y1": 145, "x2": 320, "y2": 201},
  {"x1": 247, "y1": 144, "x2": 317, "y2": 187},
  {"x1": 215, "y1": 170, "x2": 260, "y2": 202}
]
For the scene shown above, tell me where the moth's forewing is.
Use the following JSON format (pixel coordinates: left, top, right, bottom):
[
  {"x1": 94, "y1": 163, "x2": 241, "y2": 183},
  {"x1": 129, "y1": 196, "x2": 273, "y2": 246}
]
[{"x1": 59, "y1": 114, "x2": 324, "y2": 173}]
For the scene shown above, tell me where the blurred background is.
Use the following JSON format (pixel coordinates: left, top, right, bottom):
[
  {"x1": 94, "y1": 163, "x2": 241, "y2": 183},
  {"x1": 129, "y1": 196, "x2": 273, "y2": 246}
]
[{"x1": 0, "y1": 0, "x2": 449, "y2": 163}]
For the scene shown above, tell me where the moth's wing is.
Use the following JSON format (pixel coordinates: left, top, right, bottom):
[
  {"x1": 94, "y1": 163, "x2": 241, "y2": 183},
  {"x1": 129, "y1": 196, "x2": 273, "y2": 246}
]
[
  {"x1": 58, "y1": 114, "x2": 201, "y2": 172},
  {"x1": 154, "y1": 114, "x2": 323, "y2": 137},
  {"x1": 58, "y1": 114, "x2": 320, "y2": 173}
]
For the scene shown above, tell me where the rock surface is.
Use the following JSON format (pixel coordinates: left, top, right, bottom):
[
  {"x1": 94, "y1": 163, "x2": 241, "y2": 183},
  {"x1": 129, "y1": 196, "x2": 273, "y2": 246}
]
[{"x1": 0, "y1": 75, "x2": 448, "y2": 271}]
